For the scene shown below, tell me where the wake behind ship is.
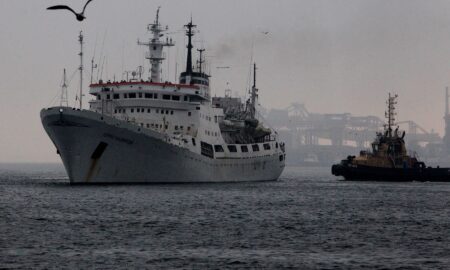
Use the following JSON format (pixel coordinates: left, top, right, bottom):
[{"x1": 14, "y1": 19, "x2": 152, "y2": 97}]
[{"x1": 41, "y1": 9, "x2": 286, "y2": 183}]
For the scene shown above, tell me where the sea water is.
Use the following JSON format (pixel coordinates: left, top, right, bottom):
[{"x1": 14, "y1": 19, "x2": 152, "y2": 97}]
[{"x1": 1, "y1": 163, "x2": 449, "y2": 269}]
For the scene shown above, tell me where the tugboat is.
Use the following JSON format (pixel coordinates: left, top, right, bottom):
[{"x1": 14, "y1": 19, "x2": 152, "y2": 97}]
[{"x1": 332, "y1": 94, "x2": 450, "y2": 181}]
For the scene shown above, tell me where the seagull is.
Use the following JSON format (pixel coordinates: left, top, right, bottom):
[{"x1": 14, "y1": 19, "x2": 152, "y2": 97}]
[{"x1": 47, "y1": 0, "x2": 93, "y2": 21}]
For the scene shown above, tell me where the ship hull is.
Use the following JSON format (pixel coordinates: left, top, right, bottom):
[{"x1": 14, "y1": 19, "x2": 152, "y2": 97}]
[
  {"x1": 332, "y1": 163, "x2": 450, "y2": 182},
  {"x1": 41, "y1": 107, "x2": 285, "y2": 184}
]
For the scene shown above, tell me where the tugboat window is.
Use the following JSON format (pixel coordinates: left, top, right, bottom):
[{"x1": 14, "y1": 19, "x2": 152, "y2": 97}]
[
  {"x1": 241, "y1": 145, "x2": 249, "y2": 152},
  {"x1": 227, "y1": 145, "x2": 237, "y2": 152}
]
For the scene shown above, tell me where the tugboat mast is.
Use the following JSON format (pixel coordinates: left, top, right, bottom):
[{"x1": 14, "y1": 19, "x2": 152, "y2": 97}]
[
  {"x1": 386, "y1": 93, "x2": 398, "y2": 137},
  {"x1": 138, "y1": 7, "x2": 174, "y2": 83}
]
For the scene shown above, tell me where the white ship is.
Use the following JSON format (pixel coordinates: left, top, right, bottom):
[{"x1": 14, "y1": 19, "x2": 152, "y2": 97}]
[{"x1": 41, "y1": 9, "x2": 286, "y2": 183}]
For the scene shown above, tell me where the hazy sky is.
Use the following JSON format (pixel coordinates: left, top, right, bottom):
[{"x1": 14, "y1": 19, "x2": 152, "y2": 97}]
[{"x1": 2, "y1": 0, "x2": 450, "y2": 162}]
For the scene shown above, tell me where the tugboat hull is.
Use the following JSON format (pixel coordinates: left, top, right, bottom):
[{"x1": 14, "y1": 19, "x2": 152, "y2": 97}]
[{"x1": 332, "y1": 164, "x2": 450, "y2": 182}]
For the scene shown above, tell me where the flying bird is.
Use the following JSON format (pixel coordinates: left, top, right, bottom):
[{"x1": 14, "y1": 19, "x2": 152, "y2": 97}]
[{"x1": 47, "y1": 0, "x2": 93, "y2": 21}]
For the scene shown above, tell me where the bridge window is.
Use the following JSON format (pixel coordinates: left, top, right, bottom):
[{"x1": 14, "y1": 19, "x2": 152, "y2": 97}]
[
  {"x1": 263, "y1": 143, "x2": 271, "y2": 150},
  {"x1": 188, "y1": 112, "x2": 192, "y2": 116},
  {"x1": 214, "y1": 145, "x2": 224, "y2": 153},
  {"x1": 113, "y1": 94, "x2": 119, "y2": 99},
  {"x1": 192, "y1": 138, "x2": 196, "y2": 146},
  {"x1": 131, "y1": 109, "x2": 134, "y2": 113},
  {"x1": 252, "y1": 144, "x2": 259, "y2": 152},
  {"x1": 227, "y1": 145, "x2": 237, "y2": 153},
  {"x1": 170, "y1": 111, "x2": 174, "y2": 115},
  {"x1": 154, "y1": 94, "x2": 158, "y2": 99},
  {"x1": 201, "y1": 142, "x2": 214, "y2": 158},
  {"x1": 147, "y1": 108, "x2": 151, "y2": 113},
  {"x1": 145, "y1": 93, "x2": 153, "y2": 98},
  {"x1": 106, "y1": 94, "x2": 110, "y2": 100},
  {"x1": 138, "y1": 93, "x2": 142, "y2": 98},
  {"x1": 163, "y1": 94, "x2": 171, "y2": 100},
  {"x1": 129, "y1": 93, "x2": 136, "y2": 98},
  {"x1": 124, "y1": 94, "x2": 128, "y2": 99},
  {"x1": 184, "y1": 96, "x2": 188, "y2": 101},
  {"x1": 241, "y1": 145, "x2": 249, "y2": 153},
  {"x1": 172, "y1": 95, "x2": 180, "y2": 101}
]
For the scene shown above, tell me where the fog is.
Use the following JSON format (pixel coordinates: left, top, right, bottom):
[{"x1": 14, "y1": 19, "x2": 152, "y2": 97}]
[{"x1": 1, "y1": 0, "x2": 450, "y2": 162}]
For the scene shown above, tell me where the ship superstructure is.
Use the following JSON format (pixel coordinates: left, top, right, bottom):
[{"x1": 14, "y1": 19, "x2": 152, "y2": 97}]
[{"x1": 41, "y1": 9, "x2": 286, "y2": 183}]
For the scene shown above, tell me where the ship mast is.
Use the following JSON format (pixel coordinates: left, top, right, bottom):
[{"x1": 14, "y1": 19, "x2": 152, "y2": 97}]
[
  {"x1": 385, "y1": 93, "x2": 398, "y2": 137},
  {"x1": 78, "y1": 31, "x2": 84, "y2": 109},
  {"x1": 138, "y1": 7, "x2": 174, "y2": 83},
  {"x1": 248, "y1": 63, "x2": 259, "y2": 119},
  {"x1": 197, "y1": 48, "x2": 205, "y2": 74},
  {"x1": 185, "y1": 19, "x2": 196, "y2": 77},
  {"x1": 60, "y1": 68, "x2": 68, "y2": 107}
]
